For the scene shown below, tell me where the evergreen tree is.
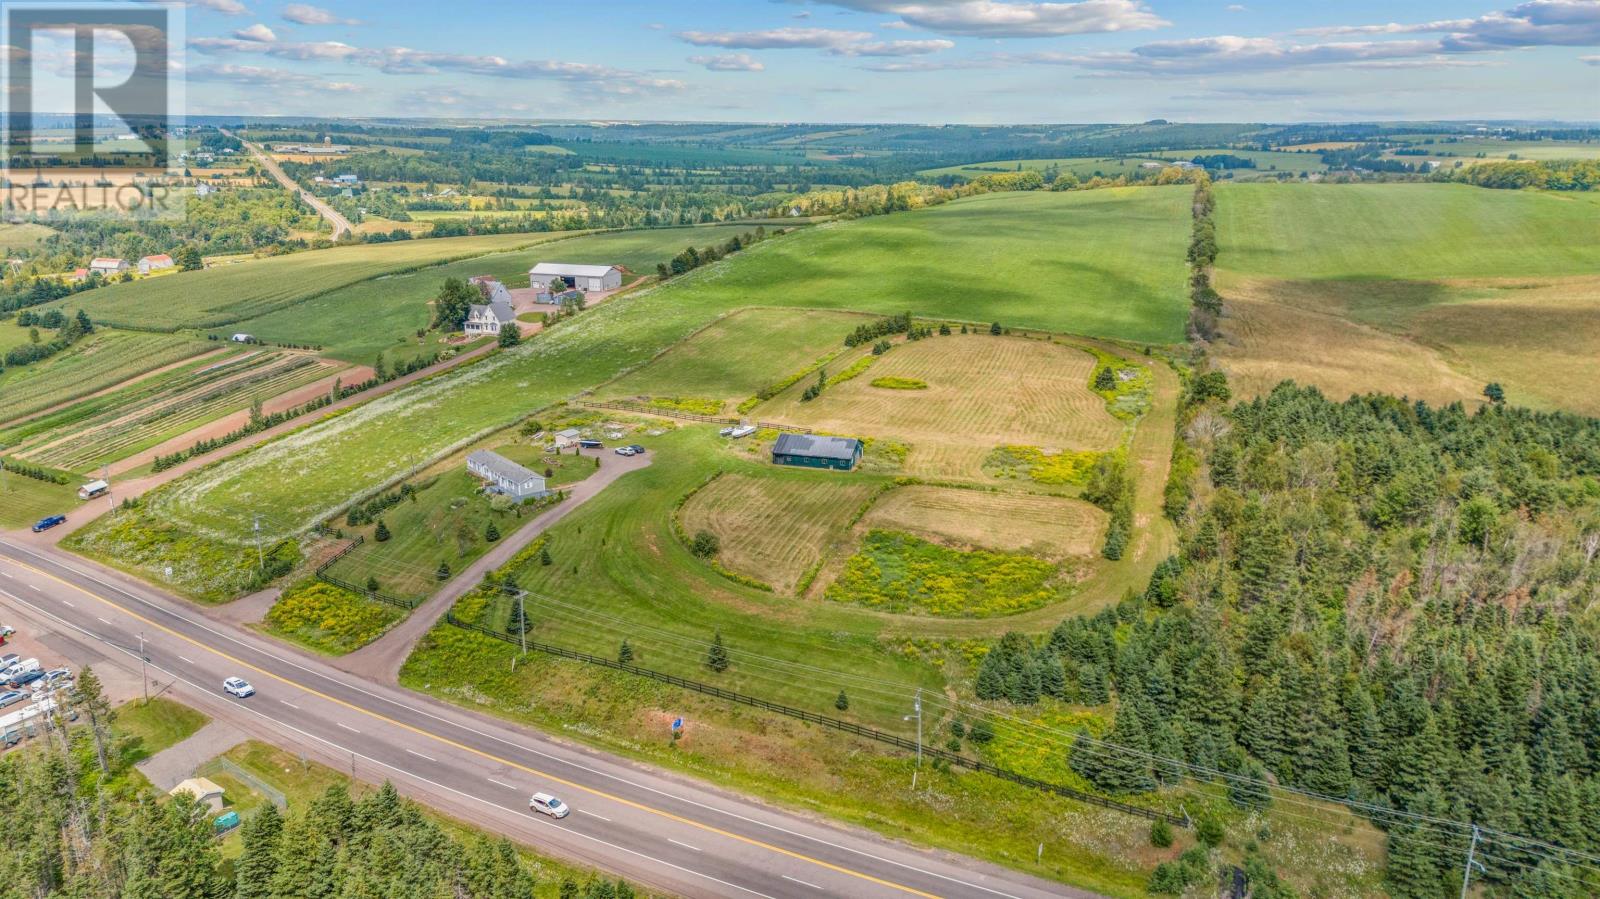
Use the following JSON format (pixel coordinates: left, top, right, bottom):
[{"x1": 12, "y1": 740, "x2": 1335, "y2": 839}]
[
  {"x1": 234, "y1": 804, "x2": 282, "y2": 899},
  {"x1": 618, "y1": 639, "x2": 633, "y2": 663},
  {"x1": 374, "y1": 519, "x2": 391, "y2": 542},
  {"x1": 835, "y1": 690, "x2": 849, "y2": 711},
  {"x1": 436, "y1": 560, "x2": 452, "y2": 580},
  {"x1": 485, "y1": 520, "x2": 500, "y2": 542},
  {"x1": 706, "y1": 632, "x2": 729, "y2": 673}
]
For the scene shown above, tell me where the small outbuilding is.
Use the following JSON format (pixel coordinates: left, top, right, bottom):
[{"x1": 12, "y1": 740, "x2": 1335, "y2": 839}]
[
  {"x1": 169, "y1": 777, "x2": 226, "y2": 813},
  {"x1": 89, "y1": 257, "x2": 128, "y2": 276},
  {"x1": 466, "y1": 449, "x2": 546, "y2": 501},
  {"x1": 771, "y1": 433, "x2": 862, "y2": 471},
  {"x1": 138, "y1": 254, "x2": 174, "y2": 275},
  {"x1": 528, "y1": 262, "x2": 622, "y2": 293}
]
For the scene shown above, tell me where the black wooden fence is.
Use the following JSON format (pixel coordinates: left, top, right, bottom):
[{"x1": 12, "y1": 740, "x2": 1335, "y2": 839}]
[
  {"x1": 580, "y1": 401, "x2": 807, "y2": 433},
  {"x1": 315, "y1": 536, "x2": 421, "y2": 611},
  {"x1": 443, "y1": 610, "x2": 1188, "y2": 827}
]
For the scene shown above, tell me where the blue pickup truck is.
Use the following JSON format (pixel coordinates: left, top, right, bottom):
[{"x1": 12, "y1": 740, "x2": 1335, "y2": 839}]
[{"x1": 30, "y1": 515, "x2": 66, "y2": 533}]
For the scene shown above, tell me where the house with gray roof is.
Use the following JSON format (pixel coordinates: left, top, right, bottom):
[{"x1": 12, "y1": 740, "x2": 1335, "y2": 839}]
[
  {"x1": 467, "y1": 450, "x2": 546, "y2": 501},
  {"x1": 771, "y1": 433, "x2": 862, "y2": 471}
]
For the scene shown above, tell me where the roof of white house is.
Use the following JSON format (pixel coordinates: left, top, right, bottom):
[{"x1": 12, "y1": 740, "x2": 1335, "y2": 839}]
[
  {"x1": 469, "y1": 298, "x2": 515, "y2": 324},
  {"x1": 467, "y1": 450, "x2": 542, "y2": 485},
  {"x1": 140, "y1": 254, "x2": 173, "y2": 265},
  {"x1": 529, "y1": 262, "x2": 619, "y2": 278},
  {"x1": 90, "y1": 257, "x2": 125, "y2": 267}
]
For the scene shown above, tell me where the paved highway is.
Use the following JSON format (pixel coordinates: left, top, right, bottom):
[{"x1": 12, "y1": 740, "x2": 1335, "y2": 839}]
[
  {"x1": 0, "y1": 539, "x2": 1085, "y2": 899},
  {"x1": 232, "y1": 133, "x2": 354, "y2": 238}
]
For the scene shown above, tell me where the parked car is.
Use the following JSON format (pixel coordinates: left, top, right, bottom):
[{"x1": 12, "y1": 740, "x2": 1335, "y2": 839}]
[
  {"x1": 5, "y1": 659, "x2": 39, "y2": 678},
  {"x1": 0, "y1": 653, "x2": 20, "y2": 673},
  {"x1": 222, "y1": 677, "x2": 255, "y2": 698},
  {"x1": 31, "y1": 515, "x2": 66, "y2": 533},
  {"x1": 0, "y1": 691, "x2": 26, "y2": 709},
  {"x1": 529, "y1": 792, "x2": 570, "y2": 818},
  {"x1": 578, "y1": 439, "x2": 603, "y2": 449},
  {"x1": 626, "y1": 444, "x2": 645, "y2": 454},
  {"x1": 40, "y1": 668, "x2": 72, "y2": 686},
  {"x1": 613, "y1": 446, "x2": 636, "y2": 456},
  {"x1": 0, "y1": 626, "x2": 15, "y2": 638},
  {"x1": 8, "y1": 670, "x2": 45, "y2": 689}
]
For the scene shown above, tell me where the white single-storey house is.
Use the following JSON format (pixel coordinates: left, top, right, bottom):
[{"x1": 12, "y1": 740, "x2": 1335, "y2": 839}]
[
  {"x1": 528, "y1": 262, "x2": 621, "y2": 293},
  {"x1": 467, "y1": 450, "x2": 546, "y2": 501},
  {"x1": 138, "y1": 254, "x2": 174, "y2": 275},
  {"x1": 89, "y1": 257, "x2": 128, "y2": 276}
]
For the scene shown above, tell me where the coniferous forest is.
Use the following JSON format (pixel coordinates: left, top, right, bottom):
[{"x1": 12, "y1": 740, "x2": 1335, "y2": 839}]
[
  {"x1": 977, "y1": 381, "x2": 1600, "y2": 896},
  {"x1": 0, "y1": 678, "x2": 636, "y2": 899}
]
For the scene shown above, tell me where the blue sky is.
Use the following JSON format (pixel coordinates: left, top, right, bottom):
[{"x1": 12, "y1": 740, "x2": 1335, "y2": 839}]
[{"x1": 169, "y1": 0, "x2": 1599, "y2": 122}]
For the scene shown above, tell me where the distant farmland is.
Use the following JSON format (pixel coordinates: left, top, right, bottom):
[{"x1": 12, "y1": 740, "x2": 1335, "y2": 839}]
[{"x1": 1212, "y1": 183, "x2": 1600, "y2": 414}]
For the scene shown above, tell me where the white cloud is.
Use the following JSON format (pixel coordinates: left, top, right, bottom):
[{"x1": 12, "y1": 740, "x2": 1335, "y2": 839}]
[
  {"x1": 1225, "y1": 4, "x2": 1247, "y2": 11},
  {"x1": 187, "y1": 62, "x2": 361, "y2": 91},
  {"x1": 831, "y1": 38, "x2": 956, "y2": 56},
  {"x1": 188, "y1": 33, "x2": 683, "y2": 95},
  {"x1": 676, "y1": 27, "x2": 874, "y2": 49},
  {"x1": 281, "y1": 4, "x2": 361, "y2": 26},
  {"x1": 688, "y1": 52, "x2": 766, "y2": 71},
  {"x1": 1582, "y1": 53, "x2": 1600, "y2": 63},
  {"x1": 194, "y1": 0, "x2": 249, "y2": 14},
  {"x1": 232, "y1": 23, "x2": 277, "y2": 42},
  {"x1": 815, "y1": 0, "x2": 1167, "y2": 38},
  {"x1": 1296, "y1": 1, "x2": 1600, "y2": 50},
  {"x1": 1069, "y1": 35, "x2": 1452, "y2": 75}
]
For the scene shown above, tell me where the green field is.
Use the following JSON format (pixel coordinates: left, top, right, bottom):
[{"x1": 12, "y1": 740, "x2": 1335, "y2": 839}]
[
  {"x1": 0, "y1": 223, "x2": 57, "y2": 252},
  {"x1": 919, "y1": 156, "x2": 1170, "y2": 180},
  {"x1": 1211, "y1": 182, "x2": 1600, "y2": 416},
  {"x1": 1215, "y1": 182, "x2": 1600, "y2": 279},
  {"x1": 40, "y1": 233, "x2": 566, "y2": 332},
  {"x1": 0, "y1": 467, "x2": 80, "y2": 528},
  {"x1": 0, "y1": 330, "x2": 215, "y2": 424},
  {"x1": 88, "y1": 190, "x2": 1187, "y2": 546},
  {"x1": 228, "y1": 224, "x2": 764, "y2": 363}
]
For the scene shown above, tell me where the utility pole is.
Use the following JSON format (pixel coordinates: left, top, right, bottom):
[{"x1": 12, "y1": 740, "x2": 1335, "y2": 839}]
[
  {"x1": 1460, "y1": 825, "x2": 1483, "y2": 899},
  {"x1": 517, "y1": 589, "x2": 527, "y2": 656},
  {"x1": 252, "y1": 514, "x2": 264, "y2": 572},
  {"x1": 139, "y1": 632, "x2": 148, "y2": 703},
  {"x1": 904, "y1": 689, "x2": 923, "y2": 768}
]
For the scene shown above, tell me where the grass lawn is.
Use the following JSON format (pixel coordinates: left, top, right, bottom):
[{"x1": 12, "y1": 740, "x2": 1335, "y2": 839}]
[
  {"x1": 323, "y1": 468, "x2": 552, "y2": 602},
  {"x1": 0, "y1": 468, "x2": 80, "y2": 528},
  {"x1": 0, "y1": 222, "x2": 57, "y2": 252},
  {"x1": 114, "y1": 696, "x2": 209, "y2": 765}
]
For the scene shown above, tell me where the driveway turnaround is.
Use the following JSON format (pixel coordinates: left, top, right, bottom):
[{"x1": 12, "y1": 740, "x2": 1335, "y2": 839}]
[{"x1": 0, "y1": 539, "x2": 1088, "y2": 899}]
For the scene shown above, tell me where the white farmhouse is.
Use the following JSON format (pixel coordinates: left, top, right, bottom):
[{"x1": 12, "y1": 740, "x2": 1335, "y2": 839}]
[
  {"x1": 528, "y1": 262, "x2": 621, "y2": 293},
  {"x1": 466, "y1": 450, "x2": 546, "y2": 501},
  {"x1": 464, "y1": 293, "x2": 515, "y2": 338},
  {"x1": 89, "y1": 257, "x2": 128, "y2": 276}
]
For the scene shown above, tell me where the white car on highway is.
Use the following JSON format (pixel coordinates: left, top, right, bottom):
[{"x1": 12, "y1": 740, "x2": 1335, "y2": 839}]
[
  {"x1": 222, "y1": 677, "x2": 255, "y2": 698},
  {"x1": 529, "y1": 792, "x2": 570, "y2": 818}
]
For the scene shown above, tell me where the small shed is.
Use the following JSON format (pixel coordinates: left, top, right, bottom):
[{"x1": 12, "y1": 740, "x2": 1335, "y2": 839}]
[
  {"x1": 553, "y1": 427, "x2": 582, "y2": 449},
  {"x1": 77, "y1": 479, "x2": 110, "y2": 500},
  {"x1": 169, "y1": 777, "x2": 226, "y2": 813},
  {"x1": 771, "y1": 434, "x2": 862, "y2": 471},
  {"x1": 466, "y1": 449, "x2": 546, "y2": 501}
]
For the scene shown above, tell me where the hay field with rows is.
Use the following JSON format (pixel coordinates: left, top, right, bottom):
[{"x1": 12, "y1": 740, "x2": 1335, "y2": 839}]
[
  {"x1": 678, "y1": 471, "x2": 880, "y2": 594},
  {"x1": 858, "y1": 485, "x2": 1106, "y2": 560},
  {"x1": 761, "y1": 333, "x2": 1122, "y2": 480}
]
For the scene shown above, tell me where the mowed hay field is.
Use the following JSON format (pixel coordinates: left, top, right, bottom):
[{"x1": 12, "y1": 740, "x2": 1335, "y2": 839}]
[
  {"x1": 678, "y1": 472, "x2": 880, "y2": 593},
  {"x1": 41, "y1": 232, "x2": 568, "y2": 332},
  {"x1": 1212, "y1": 183, "x2": 1600, "y2": 414},
  {"x1": 666, "y1": 187, "x2": 1192, "y2": 344},
  {"x1": 602, "y1": 308, "x2": 864, "y2": 406},
  {"x1": 859, "y1": 486, "x2": 1105, "y2": 560},
  {"x1": 233, "y1": 224, "x2": 765, "y2": 363},
  {"x1": 763, "y1": 334, "x2": 1122, "y2": 480}
]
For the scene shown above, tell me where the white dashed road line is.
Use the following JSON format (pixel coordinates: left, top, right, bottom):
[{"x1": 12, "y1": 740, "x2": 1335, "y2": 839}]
[
  {"x1": 670, "y1": 839, "x2": 703, "y2": 852},
  {"x1": 406, "y1": 749, "x2": 436, "y2": 762},
  {"x1": 783, "y1": 876, "x2": 824, "y2": 890},
  {"x1": 337, "y1": 722, "x2": 360, "y2": 733},
  {"x1": 578, "y1": 809, "x2": 612, "y2": 822}
]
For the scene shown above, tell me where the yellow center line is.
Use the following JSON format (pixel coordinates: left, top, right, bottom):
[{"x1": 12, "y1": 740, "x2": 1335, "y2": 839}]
[{"x1": 7, "y1": 557, "x2": 942, "y2": 899}]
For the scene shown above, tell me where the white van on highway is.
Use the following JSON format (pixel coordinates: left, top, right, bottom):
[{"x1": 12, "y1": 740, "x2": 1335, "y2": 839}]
[{"x1": 529, "y1": 792, "x2": 570, "y2": 818}]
